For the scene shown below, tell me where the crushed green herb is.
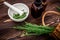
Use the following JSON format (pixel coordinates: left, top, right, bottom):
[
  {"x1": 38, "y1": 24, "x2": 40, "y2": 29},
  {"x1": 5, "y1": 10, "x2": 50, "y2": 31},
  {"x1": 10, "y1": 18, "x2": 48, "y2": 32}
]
[{"x1": 13, "y1": 12, "x2": 27, "y2": 19}]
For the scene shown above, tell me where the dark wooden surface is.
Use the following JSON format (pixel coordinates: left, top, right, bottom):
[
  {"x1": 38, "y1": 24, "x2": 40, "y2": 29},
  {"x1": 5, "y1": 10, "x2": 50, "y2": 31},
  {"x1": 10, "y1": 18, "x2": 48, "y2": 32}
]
[{"x1": 0, "y1": 0, "x2": 60, "y2": 40}]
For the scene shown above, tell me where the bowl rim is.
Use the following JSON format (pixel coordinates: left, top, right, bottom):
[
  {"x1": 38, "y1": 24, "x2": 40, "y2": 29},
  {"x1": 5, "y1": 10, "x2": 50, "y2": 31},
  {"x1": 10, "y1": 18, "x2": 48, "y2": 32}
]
[{"x1": 8, "y1": 3, "x2": 29, "y2": 22}]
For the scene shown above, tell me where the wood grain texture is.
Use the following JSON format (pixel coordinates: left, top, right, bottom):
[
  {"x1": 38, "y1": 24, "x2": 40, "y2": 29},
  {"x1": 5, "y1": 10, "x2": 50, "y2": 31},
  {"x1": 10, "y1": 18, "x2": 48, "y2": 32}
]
[{"x1": 0, "y1": 0, "x2": 60, "y2": 40}]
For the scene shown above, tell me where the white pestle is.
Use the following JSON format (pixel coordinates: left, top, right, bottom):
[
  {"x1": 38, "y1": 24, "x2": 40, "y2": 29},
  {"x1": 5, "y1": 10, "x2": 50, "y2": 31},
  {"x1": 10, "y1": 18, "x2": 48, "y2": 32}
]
[{"x1": 3, "y1": 1, "x2": 23, "y2": 16}]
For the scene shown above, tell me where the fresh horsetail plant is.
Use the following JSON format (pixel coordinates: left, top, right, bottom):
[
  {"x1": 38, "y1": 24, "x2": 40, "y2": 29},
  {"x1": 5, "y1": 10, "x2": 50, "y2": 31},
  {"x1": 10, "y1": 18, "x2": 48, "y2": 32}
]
[{"x1": 12, "y1": 22, "x2": 55, "y2": 36}]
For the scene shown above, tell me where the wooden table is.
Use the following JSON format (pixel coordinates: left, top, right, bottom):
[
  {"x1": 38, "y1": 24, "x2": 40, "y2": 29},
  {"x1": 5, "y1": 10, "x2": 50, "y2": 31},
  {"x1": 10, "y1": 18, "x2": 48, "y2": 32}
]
[{"x1": 0, "y1": 0, "x2": 60, "y2": 40}]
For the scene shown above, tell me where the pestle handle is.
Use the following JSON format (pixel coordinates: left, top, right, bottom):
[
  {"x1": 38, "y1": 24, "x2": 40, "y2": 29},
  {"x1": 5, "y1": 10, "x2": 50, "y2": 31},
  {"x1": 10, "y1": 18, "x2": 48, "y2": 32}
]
[{"x1": 3, "y1": 1, "x2": 23, "y2": 16}]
